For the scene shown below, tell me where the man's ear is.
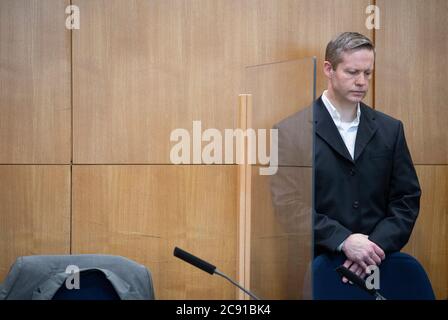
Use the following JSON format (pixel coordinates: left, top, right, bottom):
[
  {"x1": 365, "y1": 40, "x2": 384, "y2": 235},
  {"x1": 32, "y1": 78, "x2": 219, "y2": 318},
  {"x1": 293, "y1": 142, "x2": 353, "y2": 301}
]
[{"x1": 323, "y1": 61, "x2": 333, "y2": 78}]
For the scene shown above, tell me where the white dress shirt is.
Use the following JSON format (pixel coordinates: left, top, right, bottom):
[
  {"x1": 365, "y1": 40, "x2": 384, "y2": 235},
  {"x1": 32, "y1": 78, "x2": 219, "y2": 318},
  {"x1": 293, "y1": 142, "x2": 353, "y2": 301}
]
[
  {"x1": 321, "y1": 90, "x2": 361, "y2": 251},
  {"x1": 321, "y1": 90, "x2": 361, "y2": 160}
]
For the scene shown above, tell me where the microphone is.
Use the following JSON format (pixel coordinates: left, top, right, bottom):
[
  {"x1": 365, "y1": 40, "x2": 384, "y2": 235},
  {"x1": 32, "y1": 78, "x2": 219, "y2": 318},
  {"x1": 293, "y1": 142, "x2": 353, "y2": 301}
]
[
  {"x1": 335, "y1": 265, "x2": 386, "y2": 300},
  {"x1": 173, "y1": 247, "x2": 261, "y2": 300},
  {"x1": 173, "y1": 247, "x2": 216, "y2": 275}
]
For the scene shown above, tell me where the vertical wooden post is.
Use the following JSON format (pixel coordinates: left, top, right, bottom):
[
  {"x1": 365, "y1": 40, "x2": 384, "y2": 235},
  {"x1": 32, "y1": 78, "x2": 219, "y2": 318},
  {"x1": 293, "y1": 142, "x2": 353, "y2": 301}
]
[{"x1": 237, "y1": 94, "x2": 253, "y2": 300}]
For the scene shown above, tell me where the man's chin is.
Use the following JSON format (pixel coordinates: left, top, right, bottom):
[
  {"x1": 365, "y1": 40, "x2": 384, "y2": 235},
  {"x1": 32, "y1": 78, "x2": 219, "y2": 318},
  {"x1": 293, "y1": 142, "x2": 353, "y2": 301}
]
[
  {"x1": 351, "y1": 98, "x2": 364, "y2": 103},
  {"x1": 347, "y1": 94, "x2": 365, "y2": 103}
]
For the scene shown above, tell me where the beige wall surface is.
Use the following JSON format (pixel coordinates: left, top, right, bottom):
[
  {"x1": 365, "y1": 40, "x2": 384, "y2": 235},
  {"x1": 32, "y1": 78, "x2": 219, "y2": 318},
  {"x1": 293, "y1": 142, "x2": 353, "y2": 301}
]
[
  {"x1": 0, "y1": 165, "x2": 71, "y2": 281},
  {"x1": 0, "y1": 0, "x2": 71, "y2": 164},
  {"x1": 376, "y1": 0, "x2": 448, "y2": 299}
]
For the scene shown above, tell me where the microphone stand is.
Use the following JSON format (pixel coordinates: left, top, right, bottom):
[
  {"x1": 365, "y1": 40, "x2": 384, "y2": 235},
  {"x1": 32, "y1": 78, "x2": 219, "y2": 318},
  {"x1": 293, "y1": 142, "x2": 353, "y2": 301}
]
[
  {"x1": 173, "y1": 247, "x2": 262, "y2": 300},
  {"x1": 214, "y1": 269, "x2": 260, "y2": 300}
]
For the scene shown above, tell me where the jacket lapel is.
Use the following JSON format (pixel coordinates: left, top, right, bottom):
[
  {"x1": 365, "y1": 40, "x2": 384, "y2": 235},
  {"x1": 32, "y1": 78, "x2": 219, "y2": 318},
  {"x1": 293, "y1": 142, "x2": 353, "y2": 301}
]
[
  {"x1": 314, "y1": 97, "x2": 378, "y2": 163},
  {"x1": 314, "y1": 97, "x2": 354, "y2": 163},
  {"x1": 354, "y1": 103, "x2": 378, "y2": 161}
]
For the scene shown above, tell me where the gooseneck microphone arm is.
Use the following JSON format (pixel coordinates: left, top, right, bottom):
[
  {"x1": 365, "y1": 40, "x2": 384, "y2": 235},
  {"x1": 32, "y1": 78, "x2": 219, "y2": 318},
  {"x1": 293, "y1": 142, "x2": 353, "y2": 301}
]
[
  {"x1": 214, "y1": 269, "x2": 260, "y2": 300},
  {"x1": 173, "y1": 247, "x2": 261, "y2": 300}
]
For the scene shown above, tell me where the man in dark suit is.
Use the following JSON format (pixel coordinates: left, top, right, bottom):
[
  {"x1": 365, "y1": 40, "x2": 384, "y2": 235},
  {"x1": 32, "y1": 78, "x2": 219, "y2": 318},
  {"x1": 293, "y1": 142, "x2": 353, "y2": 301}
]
[{"x1": 272, "y1": 32, "x2": 421, "y2": 282}]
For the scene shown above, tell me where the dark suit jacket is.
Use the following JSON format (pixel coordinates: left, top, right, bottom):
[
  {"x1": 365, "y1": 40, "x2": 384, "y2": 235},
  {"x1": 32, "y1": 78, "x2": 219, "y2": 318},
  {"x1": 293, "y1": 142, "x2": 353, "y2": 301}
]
[{"x1": 272, "y1": 96, "x2": 421, "y2": 256}]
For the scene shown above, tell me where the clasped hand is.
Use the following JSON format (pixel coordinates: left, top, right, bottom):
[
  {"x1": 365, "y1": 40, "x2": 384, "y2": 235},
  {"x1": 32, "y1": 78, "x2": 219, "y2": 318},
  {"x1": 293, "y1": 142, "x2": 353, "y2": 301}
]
[{"x1": 341, "y1": 233, "x2": 385, "y2": 283}]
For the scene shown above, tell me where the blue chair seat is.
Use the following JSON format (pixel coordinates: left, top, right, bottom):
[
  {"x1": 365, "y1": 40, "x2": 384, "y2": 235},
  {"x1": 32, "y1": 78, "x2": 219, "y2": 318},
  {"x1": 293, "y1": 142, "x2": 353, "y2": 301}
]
[{"x1": 313, "y1": 252, "x2": 435, "y2": 300}]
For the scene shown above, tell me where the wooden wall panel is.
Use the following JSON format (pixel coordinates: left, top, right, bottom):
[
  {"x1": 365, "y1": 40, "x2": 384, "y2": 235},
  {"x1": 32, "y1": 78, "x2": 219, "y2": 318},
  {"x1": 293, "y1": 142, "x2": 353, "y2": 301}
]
[
  {"x1": 376, "y1": 0, "x2": 448, "y2": 164},
  {"x1": 0, "y1": 165, "x2": 71, "y2": 281},
  {"x1": 72, "y1": 165, "x2": 237, "y2": 299},
  {"x1": 403, "y1": 166, "x2": 448, "y2": 299},
  {"x1": 73, "y1": 0, "x2": 373, "y2": 163},
  {"x1": 376, "y1": 0, "x2": 448, "y2": 299},
  {"x1": 0, "y1": 0, "x2": 71, "y2": 163},
  {"x1": 73, "y1": 0, "x2": 245, "y2": 163}
]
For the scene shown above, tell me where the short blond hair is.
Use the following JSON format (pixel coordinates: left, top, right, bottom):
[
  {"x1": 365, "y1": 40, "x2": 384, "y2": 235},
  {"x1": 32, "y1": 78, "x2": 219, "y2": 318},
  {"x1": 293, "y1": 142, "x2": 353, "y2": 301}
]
[{"x1": 325, "y1": 32, "x2": 374, "y2": 69}]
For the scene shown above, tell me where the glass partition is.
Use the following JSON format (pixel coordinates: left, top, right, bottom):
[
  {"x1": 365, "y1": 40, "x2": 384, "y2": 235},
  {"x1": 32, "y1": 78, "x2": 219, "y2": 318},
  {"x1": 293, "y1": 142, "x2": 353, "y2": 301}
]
[{"x1": 244, "y1": 57, "x2": 316, "y2": 299}]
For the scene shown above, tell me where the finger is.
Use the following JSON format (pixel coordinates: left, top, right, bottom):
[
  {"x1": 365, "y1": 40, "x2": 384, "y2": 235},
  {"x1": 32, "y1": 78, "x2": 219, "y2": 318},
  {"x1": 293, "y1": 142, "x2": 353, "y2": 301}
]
[
  {"x1": 342, "y1": 260, "x2": 352, "y2": 283},
  {"x1": 349, "y1": 263, "x2": 359, "y2": 274},
  {"x1": 349, "y1": 262, "x2": 363, "y2": 278},
  {"x1": 365, "y1": 256, "x2": 376, "y2": 268},
  {"x1": 351, "y1": 266, "x2": 361, "y2": 280},
  {"x1": 359, "y1": 272, "x2": 366, "y2": 279},
  {"x1": 358, "y1": 260, "x2": 368, "y2": 272},
  {"x1": 373, "y1": 245, "x2": 386, "y2": 260},
  {"x1": 370, "y1": 252, "x2": 382, "y2": 265},
  {"x1": 343, "y1": 259, "x2": 353, "y2": 269}
]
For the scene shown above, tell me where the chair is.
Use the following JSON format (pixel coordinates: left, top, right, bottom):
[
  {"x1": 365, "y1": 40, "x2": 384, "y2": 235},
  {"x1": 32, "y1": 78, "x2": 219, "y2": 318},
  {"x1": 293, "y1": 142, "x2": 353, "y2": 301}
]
[
  {"x1": 52, "y1": 269, "x2": 121, "y2": 300},
  {"x1": 0, "y1": 254, "x2": 155, "y2": 300},
  {"x1": 313, "y1": 252, "x2": 435, "y2": 300}
]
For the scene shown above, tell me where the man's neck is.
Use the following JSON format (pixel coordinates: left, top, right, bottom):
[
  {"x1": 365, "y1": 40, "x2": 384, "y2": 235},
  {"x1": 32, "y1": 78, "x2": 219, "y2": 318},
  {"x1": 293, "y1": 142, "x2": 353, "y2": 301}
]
[{"x1": 325, "y1": 89, "x2": 358, "y2": 122}]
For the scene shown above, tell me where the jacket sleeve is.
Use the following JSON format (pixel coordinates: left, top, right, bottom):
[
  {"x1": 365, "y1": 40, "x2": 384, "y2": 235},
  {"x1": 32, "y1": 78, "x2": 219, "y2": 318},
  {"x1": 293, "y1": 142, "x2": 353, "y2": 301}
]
[
  {"x1": 314, "y1": 210, "x2": 352, "y2": 252},
  {"x1": 368, "y1": 121, "x2": 421, "y2": 252}
]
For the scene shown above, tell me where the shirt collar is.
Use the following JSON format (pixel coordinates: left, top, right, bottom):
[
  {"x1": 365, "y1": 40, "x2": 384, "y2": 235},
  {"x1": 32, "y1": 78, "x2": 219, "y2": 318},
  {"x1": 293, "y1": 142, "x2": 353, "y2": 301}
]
[{"x1": 322, "y1": 90, "x2": 361, "y2": 126}]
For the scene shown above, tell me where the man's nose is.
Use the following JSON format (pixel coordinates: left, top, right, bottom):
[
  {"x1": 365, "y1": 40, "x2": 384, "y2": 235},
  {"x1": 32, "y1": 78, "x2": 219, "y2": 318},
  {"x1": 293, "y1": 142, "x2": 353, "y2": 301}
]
[{"x1": 355, "y1": 74, "x2": 368, "y2": 86}]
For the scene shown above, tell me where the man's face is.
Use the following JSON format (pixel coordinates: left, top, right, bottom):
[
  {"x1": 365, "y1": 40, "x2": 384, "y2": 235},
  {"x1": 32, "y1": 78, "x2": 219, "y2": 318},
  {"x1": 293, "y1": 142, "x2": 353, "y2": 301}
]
[{"x1": 326, "y1": 49, "x2": 375, "y2": 104}]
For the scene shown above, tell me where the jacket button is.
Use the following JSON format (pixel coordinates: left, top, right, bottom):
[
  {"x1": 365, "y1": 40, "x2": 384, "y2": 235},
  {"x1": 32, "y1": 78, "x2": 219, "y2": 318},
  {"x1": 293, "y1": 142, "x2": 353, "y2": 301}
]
[
  {"x1": 353, "y1": 201, "x2": 359, "y2": 209},
  {"x1": 350, "y1": 169, "x2": 356, "y2": 176}
]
